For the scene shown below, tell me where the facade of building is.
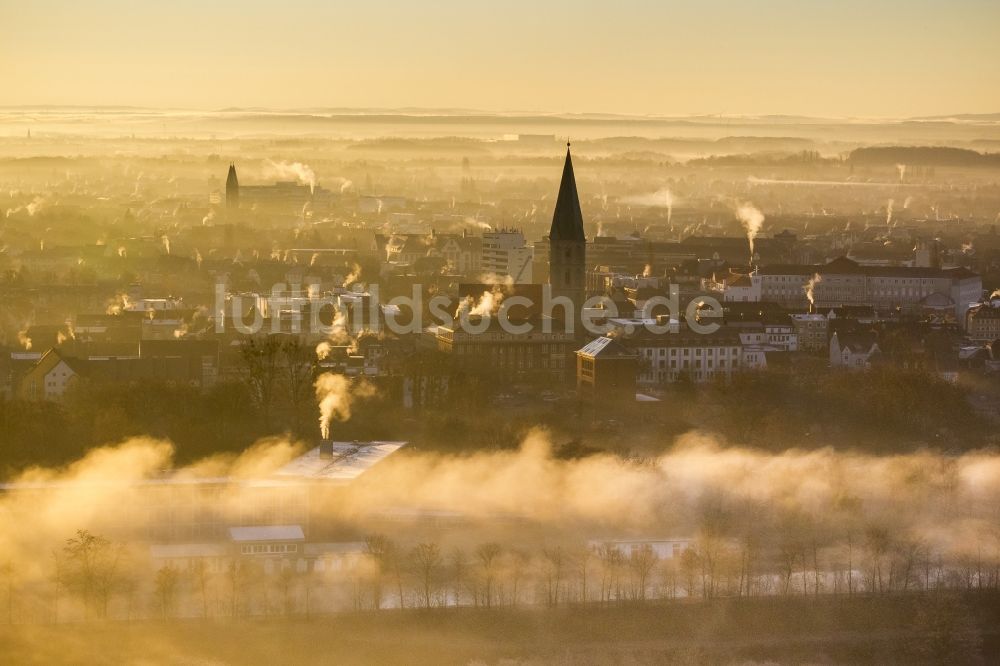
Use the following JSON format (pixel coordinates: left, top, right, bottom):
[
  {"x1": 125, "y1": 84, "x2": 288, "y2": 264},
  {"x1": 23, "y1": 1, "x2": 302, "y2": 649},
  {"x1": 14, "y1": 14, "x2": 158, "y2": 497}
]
[
  {"x1": 790, "y1": 314, "x2": 830, "y2": 352},
  {"x1": 576, "y1": 336, "x2": 638, "y2": 402},
  {"x1": 435, "y1": 317, "x2": 575, "y2": 382},
  {"x1": 722, "y1": 273, "x2": 761, "y2": 302},
  {"x1": 829, "y1": 331, "x2": 881, "y2": 370},
  {"x1": 966, "y1": 302, "x2": 1000, "y2": 342},
  {"x1": 754, "y1": 257, "x2": 981, "y2": 322},
  {"x1": 618, "y1": 326, "x2": 744, "y2": 385},
  {"x1": 17, "y1": 349, "x2": 82, "y2": 401},
  {"x1": 481, "y1": 229, "x2": 533, "y2": 283}
]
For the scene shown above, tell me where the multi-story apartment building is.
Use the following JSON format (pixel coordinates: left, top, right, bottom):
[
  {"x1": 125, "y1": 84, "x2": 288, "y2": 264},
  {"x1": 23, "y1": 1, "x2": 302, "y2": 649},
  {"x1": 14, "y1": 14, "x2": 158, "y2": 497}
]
[
  {"x1": 789, "y1": 314, "x2": 830, "y2": 352},
  {"x1": 481, "y1": 229, "x2": 533, "y2": 283},
  {"x1": 617, "y1": 326, "x2": 744, "y2": 385},
  {"x1": 435, "y1": 316, "x2": 575, "y2": 382}
]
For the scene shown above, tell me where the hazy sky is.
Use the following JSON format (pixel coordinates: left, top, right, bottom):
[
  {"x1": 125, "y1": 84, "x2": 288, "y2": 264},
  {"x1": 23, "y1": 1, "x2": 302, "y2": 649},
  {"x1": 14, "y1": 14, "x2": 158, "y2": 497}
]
[{"x1": 3, "y1": 0, "x2": 999, "y2": 117}]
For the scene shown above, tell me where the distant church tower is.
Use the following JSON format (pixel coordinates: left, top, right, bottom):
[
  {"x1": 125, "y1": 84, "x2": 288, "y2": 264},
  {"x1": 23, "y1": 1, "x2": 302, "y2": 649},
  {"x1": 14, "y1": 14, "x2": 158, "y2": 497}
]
[
  {"x1": 549, "y1": 144, "x2": 586, "y2": 329},
  {"x1": 226, "y1": 163, "x2": 240, "y2": 210}
]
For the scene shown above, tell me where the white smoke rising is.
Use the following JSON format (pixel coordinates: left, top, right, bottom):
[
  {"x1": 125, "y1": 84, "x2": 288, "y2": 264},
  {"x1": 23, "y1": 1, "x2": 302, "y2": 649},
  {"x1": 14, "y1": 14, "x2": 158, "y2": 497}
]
[
  {"x1": 463, "y1": 217, "x2": 492, "y2": 231},
  {"x1": 886, "y1": 199, "x2": 894, "y2": 226},
  {"x1": 735, "y1": 203, "x2": 764, "y2": 262},
  {"x1": 621, "y1": 188, "x2": 675, "y2": 225},
  {"x1": 17, "y1": 328, "x2": 32, "y2": 351},
  {"x1": 477, "y1": 272, "x2": 514, "y2": 287},
  {"x1": 5, "y1": 196, "x2": 47, "y2": 218},
  {"x1": 456, "y1": 286, "x2": 506, "y2": 318},
  {"x1": 896, "y1": 163, "x2": 907, "y2": 183},
  {"x1": 343, "y1": 263, "x2": 362, "y2": 288},
  {"x1": 263, "y1": 160, "x2": 317, "y2": 194},
  {"x1": 803, "y1": 273, "x2": 822, "y2": 308},
  {"x1": 314, "y1": 373, "x2": 376, "y2": 439}
]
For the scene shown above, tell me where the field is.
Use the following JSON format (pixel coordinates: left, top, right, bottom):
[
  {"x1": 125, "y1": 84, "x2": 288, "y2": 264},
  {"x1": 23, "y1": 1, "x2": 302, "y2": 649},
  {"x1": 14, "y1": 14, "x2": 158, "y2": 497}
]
[{"x1": 2, "y1": 593, "x2": 998, "y2": 665}]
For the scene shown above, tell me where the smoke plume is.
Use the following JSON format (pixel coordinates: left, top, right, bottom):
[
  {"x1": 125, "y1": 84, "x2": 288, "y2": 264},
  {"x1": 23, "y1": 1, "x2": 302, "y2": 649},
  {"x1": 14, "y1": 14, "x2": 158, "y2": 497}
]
[
  {"x1": 263, "y1": 160, "x2": 317, "y2": 194},
  {"x1": 314, "y1": 373, "x2": 377, "y2": 439},
  {"x1": 803, "y1": 273, "x2": 822, "y2": 308},
  {"x1": 735, "y1": 203, "x2": 764, "y2": 262}
]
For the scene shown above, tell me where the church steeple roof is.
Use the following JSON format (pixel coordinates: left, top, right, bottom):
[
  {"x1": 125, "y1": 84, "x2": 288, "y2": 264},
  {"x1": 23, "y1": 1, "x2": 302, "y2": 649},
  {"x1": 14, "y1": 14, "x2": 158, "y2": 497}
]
[
  {"x1": 226, "y1": 163, "x2": 239, "y2": 188},
  {"x1": 549, "y1": 144, "x2": 585, "y2": 242}
]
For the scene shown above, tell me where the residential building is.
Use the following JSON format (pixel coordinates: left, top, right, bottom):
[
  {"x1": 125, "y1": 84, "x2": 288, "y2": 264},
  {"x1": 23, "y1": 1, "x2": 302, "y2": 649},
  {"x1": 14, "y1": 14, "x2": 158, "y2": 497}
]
[
  {"x1": 481, "y1": 229, "x2": 533, "y2": 283},
  {"x1": 966, "y1": 301, "x2": 1000, "y2": 342},
  {"x1": 829, "y1": 331, "x2": 881, "y2": 370},
  {"x1": 17, "y1": 348, "x2": 83, "y2": 401},
  {"x1": 576, "y1": 337, "x2": 638, "y2": 402},
  {"x1": 617, "y1": 326, "x2": 744, "y2": 385},
  {"x1": 435, "y1": 316, "x2": 575, "y2": 382},
  {"x1": 790, "y1": 314, "x2": 829, "y2": 352}
]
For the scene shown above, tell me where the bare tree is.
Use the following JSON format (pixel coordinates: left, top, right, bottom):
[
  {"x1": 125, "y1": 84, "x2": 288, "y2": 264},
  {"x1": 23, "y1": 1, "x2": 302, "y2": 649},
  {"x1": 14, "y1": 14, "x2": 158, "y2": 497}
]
[
  {"x1": 628, "y1": 545, "x2": 657, "y2": 601},
  {"x1": 865, "y1": 525, "x2": 891, "y2": 594},
  {"x1": 153, "y1": 565, "x2": 180, "y2": 619},
  {"x1": 449, "y1": 548, "x2": 469, "y2": 607},
  {"x1": 60, "y1": 530, "x2": 123, "y2": 620},
  {"x1": 475, "y1": 543, "x2": 502, "y2": 608},
  {"x1": 239, "y1": 335, "x2": 283, "y2": 431},
  {"x1": 281, "y1": 337, "x2": 317, "y2": 435},
  {"x1": 597, "y1": 544, "x2": 625, "y2": 604},
  {"x1": 576, "y1": 546, "x2": 594, "y2": 604},
  {"x1": 506, "y1": 548, "x2": 529, "y2": 607},
  {"x1": 227, "y1": 560, "x2": 249, "y2": 617},
  {"x1": 678, "y1": 547, "x2": 699, "y2": 600},
  {"x1": 190, "y1": 559, "x2": 210, "y2": 618},
  {"x1": 364, "y1": 534, "x2": 392, "y2": 610},
  {"x1": 541, "y1": 546, "x2": 565, "y2": 607},
  {"x1": 411, "y1": 542, "x2": 442, "y2": 608}
]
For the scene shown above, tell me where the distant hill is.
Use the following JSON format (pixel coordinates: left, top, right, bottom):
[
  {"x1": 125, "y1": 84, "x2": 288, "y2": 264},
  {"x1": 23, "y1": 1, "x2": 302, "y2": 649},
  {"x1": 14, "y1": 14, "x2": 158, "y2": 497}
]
[
  {"x1": 909, "y1": 112, "x2": 1000, "y2": 122},
  {"x1": 849, "y1": 146, "x2": 1000, "y2": 167}
]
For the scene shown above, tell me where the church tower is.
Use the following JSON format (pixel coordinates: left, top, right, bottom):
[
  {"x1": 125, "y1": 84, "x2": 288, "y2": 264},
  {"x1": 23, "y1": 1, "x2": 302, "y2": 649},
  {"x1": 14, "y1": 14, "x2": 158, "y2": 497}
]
[
  {"x1": 226, "y1": 163, "x2": 240, "y2": 210},
  {"x1": 549, "y1": 144, "x2": 586, "y2": 329}
]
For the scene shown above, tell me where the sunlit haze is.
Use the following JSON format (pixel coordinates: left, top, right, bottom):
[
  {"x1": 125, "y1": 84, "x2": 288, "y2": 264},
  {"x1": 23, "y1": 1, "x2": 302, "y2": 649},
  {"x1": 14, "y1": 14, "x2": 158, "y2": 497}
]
[
  {"x1": 3, "y1": 2, "x2": 1000, "y2": 664},
  {"x1": 4, "y1": 0, "x2": 1000, "y2": 116}
]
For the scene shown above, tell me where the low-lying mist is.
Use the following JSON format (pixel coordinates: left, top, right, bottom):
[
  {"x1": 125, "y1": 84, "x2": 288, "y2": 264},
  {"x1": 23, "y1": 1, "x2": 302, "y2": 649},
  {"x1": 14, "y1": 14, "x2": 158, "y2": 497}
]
[{"x1": 3, "y1": 429, "x2": 999, "y2": 573}]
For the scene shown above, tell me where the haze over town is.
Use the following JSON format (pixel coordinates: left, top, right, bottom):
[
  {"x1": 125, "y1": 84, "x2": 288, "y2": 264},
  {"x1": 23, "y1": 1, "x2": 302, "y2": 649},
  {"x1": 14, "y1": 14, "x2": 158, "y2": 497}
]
[{"x1": 2, "y1": 1, "x2": 1000, "y2": 664}]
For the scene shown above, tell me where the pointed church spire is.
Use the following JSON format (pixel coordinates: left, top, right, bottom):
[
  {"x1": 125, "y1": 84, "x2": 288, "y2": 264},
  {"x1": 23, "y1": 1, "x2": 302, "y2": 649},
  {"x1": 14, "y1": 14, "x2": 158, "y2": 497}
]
[
  {"x1": 226, "y1": 163, "x2": 239, "y2": 210},
  {"x1": 549, "y1": 144, "x2": 585, "y2": 242}
]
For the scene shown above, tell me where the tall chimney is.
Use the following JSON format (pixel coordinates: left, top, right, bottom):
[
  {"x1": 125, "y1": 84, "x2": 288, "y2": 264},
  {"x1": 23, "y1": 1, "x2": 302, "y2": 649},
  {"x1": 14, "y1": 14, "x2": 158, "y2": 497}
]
[{"x1": 319, "y1": 440, "x2": 334, "y2": 460}]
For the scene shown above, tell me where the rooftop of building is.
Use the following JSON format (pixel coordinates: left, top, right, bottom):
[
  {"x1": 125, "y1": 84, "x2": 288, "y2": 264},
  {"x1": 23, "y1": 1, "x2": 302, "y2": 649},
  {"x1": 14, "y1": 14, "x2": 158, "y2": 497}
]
[
  {"x1": 576, "y1": 336, "x2": 636, "y2": 358},
  {"x1": 758, "y1": 256, "x2": 979, "y2": 279},
  {"x1": 274, "y1": 441, "x2": 407, "y2": 482}
]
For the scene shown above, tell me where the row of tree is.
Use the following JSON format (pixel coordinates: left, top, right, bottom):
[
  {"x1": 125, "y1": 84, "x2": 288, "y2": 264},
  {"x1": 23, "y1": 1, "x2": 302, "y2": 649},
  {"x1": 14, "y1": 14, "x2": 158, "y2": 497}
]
[{"x1": 4, "y1": 528, "x2": 999, "y2": 624}]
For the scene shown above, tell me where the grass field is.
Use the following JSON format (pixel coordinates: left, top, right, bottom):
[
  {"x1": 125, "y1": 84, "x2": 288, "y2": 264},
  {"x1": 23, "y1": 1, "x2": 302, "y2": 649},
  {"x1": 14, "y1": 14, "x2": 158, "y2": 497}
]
[{"x1": 1, "y1": 593, "x2": 998, "y2": 665}]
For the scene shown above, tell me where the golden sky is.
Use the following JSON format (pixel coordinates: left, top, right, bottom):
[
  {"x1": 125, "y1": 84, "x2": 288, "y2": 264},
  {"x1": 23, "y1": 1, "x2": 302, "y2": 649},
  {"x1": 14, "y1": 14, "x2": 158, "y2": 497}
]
[{"x1": 2, "y1": 0, "x2": 999, "y2": 117}]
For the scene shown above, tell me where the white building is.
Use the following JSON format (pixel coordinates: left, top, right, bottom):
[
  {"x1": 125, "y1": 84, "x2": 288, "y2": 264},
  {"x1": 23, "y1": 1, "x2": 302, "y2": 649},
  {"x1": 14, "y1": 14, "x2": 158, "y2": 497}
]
[
  {"x1": 481, "y1": 229, "x2": 533, "y2": 284},
  {"x1": 753, "y1": 257, "x2": 981, "y2": 323}
]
